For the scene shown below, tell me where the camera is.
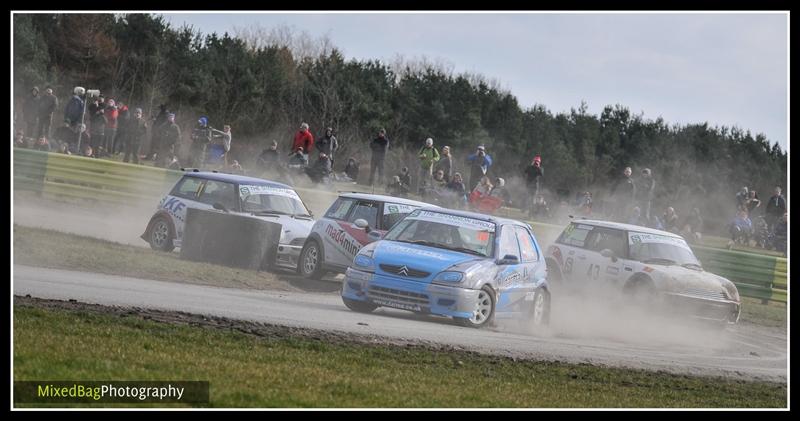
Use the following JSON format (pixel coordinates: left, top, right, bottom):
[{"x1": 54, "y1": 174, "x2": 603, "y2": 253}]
[{"x1": 86, "y1": 89, "x2": 101, "y2": 98}]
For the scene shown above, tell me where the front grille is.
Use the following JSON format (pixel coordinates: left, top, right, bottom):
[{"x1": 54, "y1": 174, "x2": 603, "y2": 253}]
[
  {"x1": 680, "y1": 287, "x2": 727, "y2": 301},
  {"x1": 379, "y1": 264, "x2": 430, "y2": 278},
  {"x1": 367, "y1": 286, "x2": 430, "y2": 306}
]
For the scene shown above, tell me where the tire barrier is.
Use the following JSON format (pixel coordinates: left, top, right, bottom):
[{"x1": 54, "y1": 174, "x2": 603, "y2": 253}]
[{"x1": 180, "y1": 208, "x2": 281, "y2": 271}]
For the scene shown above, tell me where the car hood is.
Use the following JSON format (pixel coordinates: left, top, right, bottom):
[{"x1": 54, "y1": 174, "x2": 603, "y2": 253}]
[
  {"x1": 248, "y1": 214, "x2": 314, "y2": 244},
  {"x1": 371, "y1": 240, "x2": 485, "y2": 282},
  {"x1": 652, "y1": 265, "x2": 733, "y2": 294}
]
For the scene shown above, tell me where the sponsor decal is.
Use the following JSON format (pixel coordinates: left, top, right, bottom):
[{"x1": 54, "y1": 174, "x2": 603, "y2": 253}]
[
  {"x1": 160, "y1": 197, "x2": 186, "y2": 222},
  {"x1": 371, "y1": 299, "x2": 422, "y2": 312},
  {"x1": 501, "y1": 272, "x2": 521, "y2": 287},
  {"x1": 576, "y1": 224, "x2": 595, "y2": 231},
  {"x1": 325, "y1": 223, "x2": 362, "y2": 258},
  {"x1": 407, "y1": 210, "x2": 496, "y2": 232},
  {"x1": 384, "y1": 203, "x2": 416, "y2": 215},
  {"x1": 384, "y1": 244, "x2": 451, "y2": 260},
  {"x1": 606, "y1": 266, "x2": 620, "y2": 275},
  {"x1": 239, "y1": 184, "x2": 301, "y2": 201},
  {"x1": 628, "y1": 232, "x2": 692, "y2": 251}
]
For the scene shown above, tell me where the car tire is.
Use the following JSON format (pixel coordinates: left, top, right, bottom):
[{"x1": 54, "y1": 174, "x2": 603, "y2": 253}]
[
  {"x1": 298, "y1": 239, "x2": 325, "y2": 280},
  {"x1": 148, "y1": 217, "x2": 175, "y2": 252},
  {"x1": 624, "y1": 277, "x2": 657, "y2": 307},
  {"x1": 529, "y1": 288, "x2": 551, "y2": 329},
  {"x1": 342, "y1": 297, "x2": 378, "y2": 313},
  {"x1": 455, "y1": 285, "x2": 495, "y2": 328}
]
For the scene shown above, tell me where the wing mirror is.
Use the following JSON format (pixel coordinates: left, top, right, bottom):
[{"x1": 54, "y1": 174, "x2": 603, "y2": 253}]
[
  {"x1": 354, "y1": 218, "x2": 371, "y2": 233},
  {"x1": 213, "y1": 202, "x2": 229, "y2": 213},
  {"x1": 498, "y1": 254, "x2": 519, "y2": 265},
  {"x1": 600, "y1": 248, "x2": 618, "y2": 262}
]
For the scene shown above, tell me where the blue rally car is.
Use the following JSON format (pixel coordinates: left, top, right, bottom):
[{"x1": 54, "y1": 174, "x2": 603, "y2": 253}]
[{"x1": 341, "y1": 207, "x2": 551, "y2": 329}]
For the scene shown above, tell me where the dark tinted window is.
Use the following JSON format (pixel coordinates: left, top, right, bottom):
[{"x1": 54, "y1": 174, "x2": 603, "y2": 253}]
[
  {"x1": 585, "y1": 227, "x2": 626, "y2": 257},
  {"x1": 347, "y1": 201, "x2": 379, "y2": 228},
  {"x1": 197, "y1": 180, "x2": 237, "y2": 209}
]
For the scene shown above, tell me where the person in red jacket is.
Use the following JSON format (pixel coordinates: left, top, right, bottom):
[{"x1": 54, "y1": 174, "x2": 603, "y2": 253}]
[{"x1": 291, "y1": 122, "x2": 314, "y2": 162}]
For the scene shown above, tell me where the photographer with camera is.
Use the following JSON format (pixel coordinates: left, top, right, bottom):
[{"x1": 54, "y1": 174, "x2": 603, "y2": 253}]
[{"x1": 189, "y1": 116, "x2": 212, "y2": 167}]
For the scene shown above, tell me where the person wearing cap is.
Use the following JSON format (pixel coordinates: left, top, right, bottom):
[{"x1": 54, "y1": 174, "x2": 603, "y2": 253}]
[
  {"x1": 369, "y1": 128, "x2": 390, "y2": 186},
  {"x1": 23, "y1": 86, "x2": 40, "y2": 139},
  {"x1": 37, "y1": 87, "x2": 58, "y2": 139},
  {"x1": 316, "y1": 127, "x2": 338, "y2": 165},
  {"x1": 156, "y1": 113, "x2": 181, "y2": 168},
  {"x1": 434, "y1": 145, "x2": 453, "y2": 183},
  {"x1": 64, "y1": 87, "x2": 86, "y2": 128},
  {"x1": 466, "y1": 145, "x2": 492, "y2": 192},
  {"x1": 189, "y1": 116, "x2": 212, "y2": 167},
  {"x1": 124, "y1": 108, "x2": 148, "y2": 164},
  {"x1": 524, "y1": 155, "x2": 544, "y2": 217},
  {"x1": 417, "y1": 137, "x2": 440, "y2": 194}
]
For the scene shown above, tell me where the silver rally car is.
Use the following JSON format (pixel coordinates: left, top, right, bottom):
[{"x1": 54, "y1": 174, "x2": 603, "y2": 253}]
[
  {"x1": 141, "y1": 171, "x2": 314, "y2": 270},
  {"x1": 545, "y1": 220, "x2": 741, "y2": 324}
]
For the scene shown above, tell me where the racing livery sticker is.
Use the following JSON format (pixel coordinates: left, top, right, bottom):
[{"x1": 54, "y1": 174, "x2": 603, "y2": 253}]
[
  {"x1": 239, "y1": 184, "x2": 301, "y2": 201},
  {"x1": 383, "y1": 243, "x2": 452, "y2": 261},
  {"x1": 384, "y1": 203, "x2": 416, "y2": 215},
  {"x1": 407, "y1": 210, "x2": 496, "y2": 232},
  {"x1": 628, "y1": 232, "x2": 692, "y2": 251}
]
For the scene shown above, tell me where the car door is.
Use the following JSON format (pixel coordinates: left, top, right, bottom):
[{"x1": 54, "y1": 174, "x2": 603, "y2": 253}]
[
  {"x1": 160, "y1": 176, "x2": 206, "y2": 241},
  {"x1": 494, "y1": 224, "x2": 525, "y2": 317},
  {"x1": 554, "y1": 223, "x2": 595, "y2": 285},
  {"x1": 582, "y1": 226, "x2": 625, "y2": 286},
  {"x1": 324, "y1": 199, "x2": 379, "y2": 268},
  {"x1": 514, "y1": 226, "x2": 543, "y2": 302}
]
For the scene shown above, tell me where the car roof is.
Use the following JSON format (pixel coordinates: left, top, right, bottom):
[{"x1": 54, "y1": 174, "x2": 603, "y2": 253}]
[
  {"x1": 570, "y1": 219, "x2": 685, "y2": 238},
  {"x1": 414, "y1": 206, "x2": 528, "y2": 227},
  {"x1": 339, "y1": 192, "x2": 436, "y2": 207},
  {"x1": 183, "y1": 171, "x2": 293, "y2": 189}
]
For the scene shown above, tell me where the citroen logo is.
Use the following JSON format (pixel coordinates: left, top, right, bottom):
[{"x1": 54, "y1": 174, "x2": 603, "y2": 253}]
[{"x1": 398, "y1": 265, "x2": 409, "y2": 276}]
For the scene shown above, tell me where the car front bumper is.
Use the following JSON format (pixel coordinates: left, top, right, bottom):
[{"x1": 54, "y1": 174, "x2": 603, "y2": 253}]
[
  {"x1": 663, "y1": 292, "x2": 741, "y2": 324},
  {"x1": 341, "y1": 268, "x2": 480, "y2": 319},
  {"x1": 274, "y1": 243, "x2": 303, "y2": 270}
]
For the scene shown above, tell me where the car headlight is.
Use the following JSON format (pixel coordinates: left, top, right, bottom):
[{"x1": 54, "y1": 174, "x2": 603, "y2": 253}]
[
  {"x1": 353, "y1": 254, "x2": 375, "y2": 272},
  {"x1": 433, "y1": 271, "x2": 464, "y2": 283},
  {"x1": 723, "y1": 281, "x2": 740, "y2": 302}
]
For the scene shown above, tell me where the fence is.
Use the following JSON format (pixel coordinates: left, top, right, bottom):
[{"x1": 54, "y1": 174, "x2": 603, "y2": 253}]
[{"x1": 692, "y1": 245, "x2": 787, "y2": 303}]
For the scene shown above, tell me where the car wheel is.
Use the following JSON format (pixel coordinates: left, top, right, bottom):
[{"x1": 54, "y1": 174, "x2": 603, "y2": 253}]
[
  {"x1": 455, "y1": 285, "x2": 495, "y2": 328},
  {"x1": 624, "y1": 277, "x2": 657, "y2": 307},
  {"x1": 149, "y1": 217, "x2": 175, "y2": 252},
  {"x1": 298, "y1": 240, "x2": 325, "y2": 280},
  {"x1": 530, "y1": 288, "x2": 551, "y2": 328},
  {"x1": 342, "y1": 297, "x2": 378, "y2": 313}
]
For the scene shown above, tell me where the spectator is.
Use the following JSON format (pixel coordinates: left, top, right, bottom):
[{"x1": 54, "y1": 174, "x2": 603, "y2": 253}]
[
  {"x1": 387, "y1": 175, "x2": 409, "y2": 197},
  {"x1": 466, "y1": 145, "x2": 492, "y2": 192},
  {"x1": 680, "y1": 207, "x2": 704, "y2": 243},
  {"x1": 640, "y1": 168, "x2": 656, "y2": 219},
  {"x1": 764, "y1": 186, "x2": 786, "y2": 232},
  {"x1": 148, "y1": 104, "x2": 170, "y2": 160},
  {"x1": 434, "y1": 145, "x2": 453, "y2": 182},
  {"x1": 471, "y1": 176, "x2": 493, "y2": 199},
  {"x1": 228, "y1": 159, "x2": 244, "y2": 175},
  {"x1": 490, "y1": 177, "x2": 511, "y2": 206},
  {"x1": 291, "y1": 122, "x2": 314, "y2": 161},
  {"x1": 305, "y1": 153, "x2": 332, "y2": 184},
  {"x1": 735, "y1": 186, "x2": 749, "y2": 211},
  {"x1": 114, "y1": 102, "x2": 130, "y2": 155},
  {"x1": 37, "y1": 87, "x2": 58, "y2": 139},
  {"x1": 524, "y1": 155, "x2": 544, "y2": 216},
  {"x1": 628, "y1": 206, "x2": 647, "y2": 227},
  {"x1": 123, "y1": 108, "x2": 147, "y2": 164},
  {"x1": 14, "y1": 129, "x2": 25, "y2": 148},
  {"x1": 577, "y1": 191, "x2": 593, "y2": 217},
  {"x1": 210, "y1": 124, "x2": 232, "y2": 166},
  {"x1": 343, "y1": 157, "x2": 360, "y2": 183},
  {"x1": 64, "y1": 86, "x2": 86, "y2": 128},
  {"x1": 257, "y1": 140, "x2": 280, "y2": 172},
  {"x1": 156, "y1": 113, "x2": 180, "y2": 168},
  {"x1": 745, "y1": 190, "x2": 761, "y2": 215},
  {"x1": 445, "y1": 172, "x2": 467, "y2": 208},
  {"x1": 417, "y1": 137, "x2": 440, "y2": 193},
  {"x1": 88, "y1": 98, "x2": 107, "y2": 155},
  {"x1": 315, "y1": 127, "x2": 338, "y2": 165},
  {"x1": 104, "y1": 99, "x2": 119, "y2": 155},
  {"x1": 773, "y1": 212, "x2": 787, "y2": 255},
  {"x1": 82, "y1": 144, "x2": 96, "y2": 158},
  {"x1": 422, "y1": 169, "x2": 448, "y2": 202},
  {"x1": 611, "y1": 167, "x2": 636, "y2": 222},
  {"x1": 398, "y1": 167, "x2": 411, "y2": 189},
  {"x1": 369, "y1": 128, "x2": 390, "y2": 186},
  {"x1": 662, "y1": 206, "x2": 680, "y2": 233},
  {"x1": 288, "y1": 147, "x2": 308, "y2": 168},
  {"x1": 167, "y1": 154, "x2": 182, "y2": 171},
  {"x1": 33, "y1": 136, "x2": 50, "y2": 152},
  {"x1": 23, "y1": 86, "x2": 40, "y2": 139},
  {"x1": 531, "y1": 195, "x2": 550, "y2": 219},
  {"x1": 728, "y1": 209, "x2": 753, "y2": 247},
  {"x1": 189, "y1": 116, "x2": 212, "y2": 167}
]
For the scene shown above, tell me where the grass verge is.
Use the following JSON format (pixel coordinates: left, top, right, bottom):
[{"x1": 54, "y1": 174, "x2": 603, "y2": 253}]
[
  {"x1": 13, "y1": 301, "x2": 786, "y2": 408},
  {"x1": 13, "y1": 224, "x2": 289, "y2": 291}
]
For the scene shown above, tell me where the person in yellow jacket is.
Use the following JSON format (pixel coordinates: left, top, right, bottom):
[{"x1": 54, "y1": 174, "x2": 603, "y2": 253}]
[{"x1": 417, "y1": 137, "x2": 440, "y2": 194}]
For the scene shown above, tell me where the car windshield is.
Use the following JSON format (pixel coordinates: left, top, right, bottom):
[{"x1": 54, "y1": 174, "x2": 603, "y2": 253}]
[
  {"x1": 628, "y1": 231, "x2": 701, "y2": 267},
  {"x1": 239, "y1": 184, "x2": 309, "y2": 216},
  {"x1": 384, "y1": 210, "x2": 495, "y2": 257}
]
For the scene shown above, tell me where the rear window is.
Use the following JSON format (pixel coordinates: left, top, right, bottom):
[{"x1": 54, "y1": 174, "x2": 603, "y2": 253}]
[
  {"x1": 557, "y1": 223, "x2": 594, "y2": 248},
  {"x1": 325, "y1": 197, "x2": 356, "y2": 220}
]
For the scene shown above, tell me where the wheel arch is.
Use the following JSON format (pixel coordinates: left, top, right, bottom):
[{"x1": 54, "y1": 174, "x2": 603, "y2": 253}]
[{"x1": 141, "y1": 210, "x2": 176, "y2": 242}]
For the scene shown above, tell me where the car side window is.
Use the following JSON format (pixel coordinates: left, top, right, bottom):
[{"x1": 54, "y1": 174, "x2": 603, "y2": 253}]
[
  {"x1": 381, "y1": 203, "x2": 416, "y2": 230},
  {"x1": 171, "y1": 177, "x2": 203, "y2": 200},
  {"x1": 347, "y1": 201, "x2": 379, "y2": 228},
  {"x1": 514, "y1": 226, "x2": 539, "y2": 262},
  {"x1": 197, "y1": 180, "x2": 237, "y2": 210},
  {"x1": 325, "y1": 198, "x2": 356, "y2": 220},
  {"x1": 585, "y1": 228, "x2": 625, "y2": 257},
  {"x1": 498, "y1": 225, "x2": 521, "y2": 260},
  {"x1": 557, "y1": 223, "x2": 593, "y2": 248}
]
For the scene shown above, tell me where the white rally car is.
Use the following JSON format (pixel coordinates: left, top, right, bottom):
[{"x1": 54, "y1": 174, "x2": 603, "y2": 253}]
[
  {"x1": 141, "y1": 171, "x2": 314, "y2": 270},
  {"x1": 545, "y1": 220, "x2": 741, "y2": 325},
  {"x1": 297, "y1": 193, "x2": 436, "y2": 279}
]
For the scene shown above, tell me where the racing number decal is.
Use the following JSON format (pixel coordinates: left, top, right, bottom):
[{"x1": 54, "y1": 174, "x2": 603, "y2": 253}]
[
  {"x1": 586, "y1": 264, "x2": 601, "y2": 280},
  {"x1": 563, "y1": 257, "x2": 573, "y2": 274}
]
